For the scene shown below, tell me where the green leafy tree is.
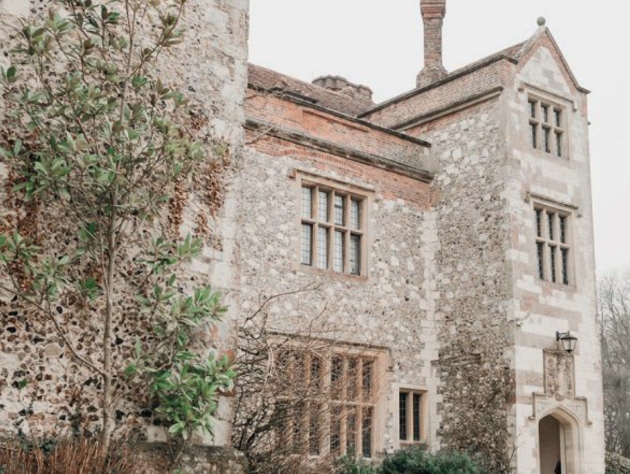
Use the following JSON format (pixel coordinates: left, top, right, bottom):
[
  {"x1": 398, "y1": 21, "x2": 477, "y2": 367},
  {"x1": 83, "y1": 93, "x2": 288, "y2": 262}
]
[{"x1": 0, "y1": 0, "x2": 234, "y2": 455}]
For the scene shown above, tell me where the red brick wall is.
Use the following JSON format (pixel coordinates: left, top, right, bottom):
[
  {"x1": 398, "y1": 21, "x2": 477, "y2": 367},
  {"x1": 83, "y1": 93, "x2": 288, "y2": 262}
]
[
  {"x1": 246, "y1": 92, "x2": 431, "y2": 173},
  {"x1": 364, "y1": 60, "x2": 513, "y2": 129},
  {"x1": 249, "y1": 134, "x2": 432, "y2": 207}
]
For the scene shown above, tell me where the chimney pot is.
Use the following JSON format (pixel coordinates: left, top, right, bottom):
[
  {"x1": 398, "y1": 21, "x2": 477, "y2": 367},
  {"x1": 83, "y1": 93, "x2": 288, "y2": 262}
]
[{"x1": 312, "y1": 75, "x2": 374, "y2": 104}]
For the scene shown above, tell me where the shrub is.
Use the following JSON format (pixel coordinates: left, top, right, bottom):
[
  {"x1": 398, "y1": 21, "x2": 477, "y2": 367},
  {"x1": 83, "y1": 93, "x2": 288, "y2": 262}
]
[
  {"x1": 380, "y1": 445, "x2": 484, "y2": 474},
  {"x1": 607, "y1": 452, "x2": 630, "y2": 474},
  {"x1": 335, "y1": 455, "x2": 378, "y2": 474},
  {"x1": 0, "y1": 436, "x2": 142, "y2": 474}
]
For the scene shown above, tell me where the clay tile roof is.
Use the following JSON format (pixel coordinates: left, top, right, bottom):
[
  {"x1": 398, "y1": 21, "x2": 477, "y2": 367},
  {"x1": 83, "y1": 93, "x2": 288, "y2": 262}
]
[{"x1": 248, "y1": 63, "x2": 372, "y2": 117}]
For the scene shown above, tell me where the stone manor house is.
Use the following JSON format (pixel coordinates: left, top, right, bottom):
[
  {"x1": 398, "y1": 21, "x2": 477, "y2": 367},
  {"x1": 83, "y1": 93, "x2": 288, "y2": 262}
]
[{"x1": 0, "y1": 0, "x2": 604, "y2": 473}]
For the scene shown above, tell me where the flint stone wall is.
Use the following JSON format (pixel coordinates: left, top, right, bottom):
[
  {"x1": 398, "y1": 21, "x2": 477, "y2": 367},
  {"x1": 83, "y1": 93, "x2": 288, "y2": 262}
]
[
  {"x1": 240, "y1": 87, "x2": 439, "y2": 452},
  {"x1": 406, "y1": 97, "x2": 514, "y2": 464},
  {"x1": 0, "y1": 0, "x2": 249, "y2": 452}
]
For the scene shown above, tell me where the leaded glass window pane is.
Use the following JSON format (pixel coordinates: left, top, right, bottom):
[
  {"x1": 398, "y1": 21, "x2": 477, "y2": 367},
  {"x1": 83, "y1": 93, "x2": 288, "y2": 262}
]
[
  {"x1": 330, "y1": 406, "x2": 341, "y2": 454},
  {"x1": 334, "y1": 230, "x2": 344, "y2": 272},
  {"x1": 309, "y1": 404, "x2": 321, "y2": 455},
  {"x1": 362, "y1": 408, "x2": 372, "y2": 458},
  {"x1": 346, "y1": 408, "x2": 357, "y2": 454},
  {"x1": 301, "y1": 224, "x2": 312, "y2": 265},
  {"x1": 399, "y1": 393, "x2": 407, "y2": 441},
  {"x1": 331, "y1": 357, "x2": 343, "y2": 400},
  {"x1": 561, "y1": 248, "x2": 569, "y2": 285},
  {"x1": 334, "y1": 195, "x2": 345, "y2": 226},
  {"x1": 302, "y1": 187, "x2": 312, "y2": 219},
  {"x1": 530, "y1": 123, "x2": 537, "y2": 148},
  {"x1": 550, "y1": 246, "x2": 557, "y2": 283},
  {"x1": 548, "y1": 212, "x2": 555, "y2": 240},
  {"x1": 317, "y1": 227, "x2": 328, "y2": 269},
  {"x1": 318, "y1": 190, "x2": 329, "y2": 222},
  {"x1": 350, "y1": 234, "x2": 361, "y2": 275},
  {"x1": 347, "y1": 358, "x2": 358, "y2": 401},
  {"x1": 542, "y1": 104, "x2": 549, "y2": 123},
  {"x1": 350, "y1": 199, "x2": 360, "y2": 229},
  {"x1": 555, "y1": 132, "x2": 563, "y2": 157},
  {"x1": 543, "y1": 127, "x2": 551, "y2": 153},
  {"x1": 559, "y1": 215, "x2": 567, "y2": 243},
  {"x1": 362, "y1": 360, "x2": 372, "y2": 402},
  {"x1": 413, "y1": 394, "x2": 421, "y2": 441}
]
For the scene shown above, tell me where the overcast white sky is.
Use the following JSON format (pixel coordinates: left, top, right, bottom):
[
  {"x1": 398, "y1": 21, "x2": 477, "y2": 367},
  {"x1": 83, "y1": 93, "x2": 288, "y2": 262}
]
[{"x1": 248, "y1": 0, "x2": 629, "y2": 276}]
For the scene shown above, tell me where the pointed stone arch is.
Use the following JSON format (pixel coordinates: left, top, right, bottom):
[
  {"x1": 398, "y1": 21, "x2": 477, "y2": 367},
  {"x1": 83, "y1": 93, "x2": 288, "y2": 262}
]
[{"x1": 537, "y1": 405, "x2": 583, "y2": 474}]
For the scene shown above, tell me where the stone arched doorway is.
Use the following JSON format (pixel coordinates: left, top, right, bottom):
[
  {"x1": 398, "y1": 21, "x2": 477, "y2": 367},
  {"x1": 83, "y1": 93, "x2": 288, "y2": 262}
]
[
  {"x1": 537, "y1": 409, "x2": 582, "y2": 474},
  {"x1": 539, "y1": 415, "x2": 563, "y2": 473}
]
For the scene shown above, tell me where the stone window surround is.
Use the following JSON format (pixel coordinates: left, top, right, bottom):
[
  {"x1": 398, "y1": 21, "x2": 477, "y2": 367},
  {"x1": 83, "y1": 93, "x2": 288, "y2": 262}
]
[
  {"x1": 532, "y1": 199, "x2": 575, "y2": 288},
  {"x1": 397, "y1": 386, "x2": 429, "y2": 447},
  {"x1": 272, "y1": 338, "x2": 388, "y2": 459},
  {"x1": 525, "y1": 88, "x2": 572, "y2": 160},
  {"x1": 294, "y1": 171, "x2": 371, "y2": 278}
]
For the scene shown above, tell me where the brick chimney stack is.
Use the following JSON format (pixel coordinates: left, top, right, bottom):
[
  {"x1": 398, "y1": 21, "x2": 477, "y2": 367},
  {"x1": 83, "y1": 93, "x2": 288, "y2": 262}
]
[{"x1": 416, "y1": 0, "x2": 448, "y2": 88}]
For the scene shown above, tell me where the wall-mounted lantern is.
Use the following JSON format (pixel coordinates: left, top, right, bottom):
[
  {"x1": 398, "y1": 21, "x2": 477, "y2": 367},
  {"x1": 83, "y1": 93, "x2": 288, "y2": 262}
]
[{"x1": 556, "y1": 331, "x2": 578, "y2": 354}]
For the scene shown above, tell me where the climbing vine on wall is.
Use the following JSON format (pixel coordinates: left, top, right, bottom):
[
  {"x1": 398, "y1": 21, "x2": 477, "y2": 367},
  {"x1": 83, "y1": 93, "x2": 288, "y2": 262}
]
[{"x1": 0, "y1": 0, "x2": 234, "y2": 456}]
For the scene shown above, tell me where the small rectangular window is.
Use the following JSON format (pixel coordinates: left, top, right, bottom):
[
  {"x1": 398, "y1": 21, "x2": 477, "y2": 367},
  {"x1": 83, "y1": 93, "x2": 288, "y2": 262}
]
[
  {"x1": 528, "y1": 98, "x2": 566, "y2": 158},
  {"x1": 300, "y1": 182, "x2": 367, "y2": 276},
  {"x1": 535, "y1": 206, "x2": 572, "y2": 286},
  {"x1": 399, "y1": 390, "x2": 426, "y2": 445},
  {"x1": 399, "y1": 393, "x2": 408, "y2": 441}
]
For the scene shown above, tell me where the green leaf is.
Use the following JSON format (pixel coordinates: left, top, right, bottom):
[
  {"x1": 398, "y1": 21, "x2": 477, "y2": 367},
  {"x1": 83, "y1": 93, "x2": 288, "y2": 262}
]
[
  {"x1": 12, "y1": 139, "x2": 22, "y2": 156},
  {"x1": 0, "y1": 146, "x2": 12, "y2": 158}
]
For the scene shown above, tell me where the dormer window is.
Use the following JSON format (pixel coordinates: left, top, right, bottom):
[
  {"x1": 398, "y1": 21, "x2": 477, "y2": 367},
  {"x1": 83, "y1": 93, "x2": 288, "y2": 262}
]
[{"x1": 528, "y1": 97, "x2": 565, "y2": 158}]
